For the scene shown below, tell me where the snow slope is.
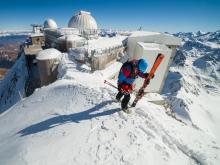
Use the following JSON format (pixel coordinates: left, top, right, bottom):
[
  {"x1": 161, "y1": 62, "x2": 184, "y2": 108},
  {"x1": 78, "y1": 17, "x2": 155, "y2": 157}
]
[
  {"x1": 0, "y1": 54, "x2": 28, "y2": 113},
  {"x1": 169, "y1": 30, "x2": 220, "y2": 115},
  {"x1": 163, "y1": 30, "x2": 220, "y2": 156},
  {"x1": 0, "y1": 51, "x2": 219, "y2": 165}
]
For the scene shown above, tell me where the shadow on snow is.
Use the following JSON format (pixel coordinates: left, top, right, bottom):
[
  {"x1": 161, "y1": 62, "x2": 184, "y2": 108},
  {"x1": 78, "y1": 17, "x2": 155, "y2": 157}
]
[{"x1": 18, "y1": 100, "x2": 119, "y2": 137}]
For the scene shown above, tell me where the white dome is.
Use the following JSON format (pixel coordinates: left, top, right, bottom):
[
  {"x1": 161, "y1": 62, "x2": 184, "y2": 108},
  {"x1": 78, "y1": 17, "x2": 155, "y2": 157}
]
[
  {"x1": 68, "y1": 11, "x2": 98, "y2": 31},
  {"x1": 44, "y1": 19, "x2": 58, "y2": 29}
]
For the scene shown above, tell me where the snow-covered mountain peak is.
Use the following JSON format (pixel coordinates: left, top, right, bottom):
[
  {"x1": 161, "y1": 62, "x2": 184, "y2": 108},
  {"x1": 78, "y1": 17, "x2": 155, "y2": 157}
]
[
  {"x1": 195, "y1": 30, "x2": 206, "y2": 36},
  {"x1": 0, "y1": 30, "x2": 220, "y2": 164},
  {"x1": 0, "y1": 64, "x2": 219, "y2": 164},
  {"x1": 163, "y1": 31, "x2": 220, "y2": 159}
]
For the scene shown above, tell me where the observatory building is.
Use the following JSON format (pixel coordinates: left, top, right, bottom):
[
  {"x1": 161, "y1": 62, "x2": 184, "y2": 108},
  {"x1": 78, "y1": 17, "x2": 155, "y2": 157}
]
[
  {"x1": 44, "y1": 19, "x2": 58, "y2": 29},
  {"x1": 68, "y1": 11, "x2": 98, "y2": 38},
  {"x1": 22, "y1": 10, "x2": 181, "y2": 95}
]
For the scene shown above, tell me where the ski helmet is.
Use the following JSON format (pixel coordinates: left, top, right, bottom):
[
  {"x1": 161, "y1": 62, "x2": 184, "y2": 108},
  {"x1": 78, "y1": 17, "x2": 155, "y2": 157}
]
[{"x1": 138, "y1": 59, "x2": 148, "y2": 72}]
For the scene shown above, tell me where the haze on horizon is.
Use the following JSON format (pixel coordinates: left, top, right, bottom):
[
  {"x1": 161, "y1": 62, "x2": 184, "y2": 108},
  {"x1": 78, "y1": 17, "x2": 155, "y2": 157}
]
[{"x1": 0, "y1": 0, "x2": 220, "y2": 33}]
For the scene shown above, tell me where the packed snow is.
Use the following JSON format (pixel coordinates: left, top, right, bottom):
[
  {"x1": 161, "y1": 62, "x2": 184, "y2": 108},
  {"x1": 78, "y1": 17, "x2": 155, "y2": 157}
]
[
  {"x1": 88, "y1": 36, "x2": 126, "y2": 54},
  {"x1": 36, "y1": 48, "x2": 62, "y2": 60},
  {"x1": 30, "y1": 33, "x2": 44, "y2": 37},
  {"x1": 129, "y1": 31, "x2": 160, "y2": 37},
  {"x1": 138, "y1": 42, "x2": 171, "y2": 51},
  {"x1": 0, "y1": 30, "x2": 220, "y2": 165}
]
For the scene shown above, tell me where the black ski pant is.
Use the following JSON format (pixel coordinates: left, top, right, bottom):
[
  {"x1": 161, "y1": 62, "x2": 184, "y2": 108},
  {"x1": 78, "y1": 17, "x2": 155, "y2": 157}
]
[{"x1": 116, "y1": 91, "x2": 131, "y2": 109}]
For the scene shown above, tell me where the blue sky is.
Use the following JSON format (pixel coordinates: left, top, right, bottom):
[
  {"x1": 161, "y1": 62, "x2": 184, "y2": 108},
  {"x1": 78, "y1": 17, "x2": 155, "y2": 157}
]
[{"x1": 0, "y1": 0, "x2": 220, "y2": 32}]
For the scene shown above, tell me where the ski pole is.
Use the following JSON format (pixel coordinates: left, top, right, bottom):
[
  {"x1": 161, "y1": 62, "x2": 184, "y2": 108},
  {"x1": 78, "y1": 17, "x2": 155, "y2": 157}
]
[{"x1": 104, "y1": 80, "x2": 118, "y2": 90}]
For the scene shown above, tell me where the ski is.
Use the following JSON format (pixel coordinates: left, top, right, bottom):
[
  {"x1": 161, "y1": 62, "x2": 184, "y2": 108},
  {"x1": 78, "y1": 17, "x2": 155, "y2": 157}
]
[{"x1": 131, "y1": 54, "x2": 165, "y2": 107}]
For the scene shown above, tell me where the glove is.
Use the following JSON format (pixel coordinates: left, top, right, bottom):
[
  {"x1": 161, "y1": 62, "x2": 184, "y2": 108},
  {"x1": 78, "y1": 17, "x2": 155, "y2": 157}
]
[{"x1": 119, "y1": 83, "x2": 133, "y2": 94}]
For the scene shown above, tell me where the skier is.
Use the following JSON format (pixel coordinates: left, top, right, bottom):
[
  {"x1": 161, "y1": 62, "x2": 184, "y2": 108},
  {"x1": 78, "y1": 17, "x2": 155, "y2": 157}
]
[{"x1": 116, "y1": 58, "x2": 153, "y2": 113}]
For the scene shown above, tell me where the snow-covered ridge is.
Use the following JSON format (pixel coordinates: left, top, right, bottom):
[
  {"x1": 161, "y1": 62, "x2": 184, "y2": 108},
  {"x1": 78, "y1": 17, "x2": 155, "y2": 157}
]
[
  {"x1": 0, "y1": 59, "x2": 219, "y2": 164},
  {"x1": 0, "y1": 30, "x2": 219, "y2": 165},
  {"x1": 163, "y1": 30, "x2": 220, "y2": 147},
  {"x1": 173, "y1": 30, "x2": 220, "y2": 79},
  {"x1": 174, "y1": 30, "x2": 220, "y2": 44}
]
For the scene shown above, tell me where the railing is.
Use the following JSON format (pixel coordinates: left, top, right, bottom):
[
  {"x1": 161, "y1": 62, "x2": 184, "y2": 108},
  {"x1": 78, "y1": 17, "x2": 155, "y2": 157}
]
[{"x1": 89, "y1": 44, "x2": 124, "y2": 57}]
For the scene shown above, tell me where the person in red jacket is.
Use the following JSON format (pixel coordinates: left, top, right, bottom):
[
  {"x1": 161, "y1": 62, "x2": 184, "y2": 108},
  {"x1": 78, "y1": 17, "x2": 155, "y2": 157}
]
[{"x1": 116, "y1": 58, "x2": 151, "y2": 112}]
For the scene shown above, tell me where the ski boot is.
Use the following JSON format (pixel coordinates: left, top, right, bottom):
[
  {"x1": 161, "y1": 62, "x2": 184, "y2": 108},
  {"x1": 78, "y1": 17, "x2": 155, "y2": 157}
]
[{"x1": 122, "y1": 107, "x2": 132, "y2": 114}]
